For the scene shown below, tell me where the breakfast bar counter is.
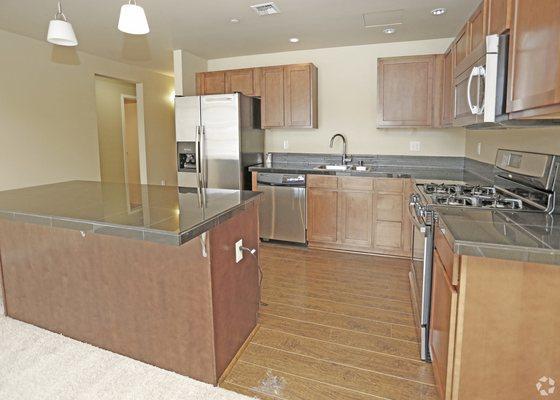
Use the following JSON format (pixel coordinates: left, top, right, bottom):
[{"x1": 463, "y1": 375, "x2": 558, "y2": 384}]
[{"x1": 0, "y1": 181, "x2": 261, "y2": 385}]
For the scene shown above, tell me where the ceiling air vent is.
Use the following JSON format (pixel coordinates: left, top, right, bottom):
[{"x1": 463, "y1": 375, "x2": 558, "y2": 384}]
[{"x1": 250, "y1": 2, "x2": 281, "y2": 16}]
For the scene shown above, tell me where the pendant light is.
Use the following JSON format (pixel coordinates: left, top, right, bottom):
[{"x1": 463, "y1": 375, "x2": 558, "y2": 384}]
[
  {"x1": 47, "y1": 1, "x2": 78, "y2": 47},
  {"x1": 118, "y1": 0, "x2": 150, "y2": 35}
]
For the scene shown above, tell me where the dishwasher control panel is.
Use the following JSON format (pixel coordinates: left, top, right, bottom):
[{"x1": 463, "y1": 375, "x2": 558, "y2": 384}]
[{"x1": 257, "y1": 173, "x2": 306, "y2": 187}]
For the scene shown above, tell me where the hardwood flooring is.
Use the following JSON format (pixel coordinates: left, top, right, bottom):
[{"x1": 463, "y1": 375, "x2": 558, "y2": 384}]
[{"x1": 220, "y1": 244, "x2": 437, "y2": 400}]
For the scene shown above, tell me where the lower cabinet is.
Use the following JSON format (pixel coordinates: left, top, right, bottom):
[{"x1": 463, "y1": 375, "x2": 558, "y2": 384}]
[
  {"x1": 307, "y1": 188, "x2": 338, "y2": 243},
  {"x1": 307, "y1": 175, "x2": 412, "y2": 257}
]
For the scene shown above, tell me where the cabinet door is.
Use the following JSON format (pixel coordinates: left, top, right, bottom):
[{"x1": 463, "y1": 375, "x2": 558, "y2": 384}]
[
  {"x1": 261, "y1": 66, "x2": 285, "y2": 128},
  {"x1": 507, "y1": 0, "x2": 560, "y2": 116},
  {"x1": 429, "y1": 251, "x2": 458, "y2": 400},
  {"x1": 469, "y1": 3, "x2": 487, "y2": 53},
  {"x1": 454, "y1": 25, "x2": 469, "y2": 72},
  {"x1": 338, "y1": 191, "x2": 373, "y2": 248},
  {"x1": 225, "y1": 68, "x2": 260, "y2": 97},
  {"x1": 377, "y1": 56, "x2": 435, "y2": 127},
  {"x1": 197, "y1": 72, "x2": 226, "y2": 95},
  {"x1": 284, "y1": 64, "x2": 318, "y2": 128},
  {"x1": 307, "y1": 189, "x2": 338, "y2": 244},
  {"x1": 487, "y1": 0, "x2": 512, "y2": 35},
  {"x1": 441, "y1": 47, "x2": 455, "y2": 126}
]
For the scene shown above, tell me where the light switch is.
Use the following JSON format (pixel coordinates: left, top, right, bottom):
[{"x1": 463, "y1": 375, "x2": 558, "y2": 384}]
[
  {"x1": 235, "y1": 239, "x2": 243, "y2": 263},
  {"x1": 283, "y1": 140, "x2": 289, "y2": 150},
  {"x1": 409, "y1": 141, "x2": 421, "y2": 152},
  {"x1": 477, "y1": 142, "x2": 482, "y2": 155}
]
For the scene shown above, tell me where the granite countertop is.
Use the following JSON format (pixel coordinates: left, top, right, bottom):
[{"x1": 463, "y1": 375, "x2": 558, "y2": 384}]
[
  {"x1": 0, "y1": 181, "x2": 260, "y2": 246},
  {"x1": 250, "y1": 163, "x2": 488, "y2": 184},
  {"x1": 436, "y1": 207, "x2": 560, "y2": 265}
]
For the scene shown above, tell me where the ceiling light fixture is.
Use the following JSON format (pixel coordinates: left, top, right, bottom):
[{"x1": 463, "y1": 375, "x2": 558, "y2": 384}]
[
  {"x1": 383, "y1": 27, "x2": 396, "y2": 34},
  {"x1": 431, "y1": 8, "x2": 447, "y2": 16},
  {"x1": 47, "y1": 1, "x2": 78, "y2": 47},
  {"x1": 230, "y1": 18, "x2": 240, "y2": 23},
  {"x1": 289, "y1": 38, "x2": 300, "y2": 43},
  {"x1": 118, "y1": 0, "x2": 150, "y2": 35}
]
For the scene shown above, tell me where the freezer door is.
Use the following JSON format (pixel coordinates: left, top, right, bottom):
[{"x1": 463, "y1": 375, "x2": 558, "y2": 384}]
[
  {"x1": 175, "y1": 96, "x2": 201, "y2": 142},
  {"x1": 200, "y1": 94, "x2": 242, "y2": 190}
]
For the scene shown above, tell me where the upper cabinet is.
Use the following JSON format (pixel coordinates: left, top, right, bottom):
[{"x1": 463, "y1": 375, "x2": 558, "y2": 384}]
[
  {"x1": 468, "y1": 3, "x2": 487, "y2": 54},
  {"x1": 196, "y1": 71, "x2": 226, "y2": 95},
  {"x1": 441, "y1": 47, "x2": 455, "y2": 127},
  {"x1": 377, "y1": 55, "x2": 439, "y2": 128},
  {"x1": 507, "y1": 0, "x2": 560, "y2": 118},
  {"x1": 487, "y1": 0, "x2": 512, "y2": 35},
  {"x1": 225, "y1": 68, "x2": 261, "y2": 97},
  {"x1": 196, "y1": 63, "x2": 318, "y2": 129}
]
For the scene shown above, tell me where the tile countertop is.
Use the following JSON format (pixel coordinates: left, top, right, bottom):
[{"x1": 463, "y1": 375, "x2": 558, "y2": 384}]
[
  {"x1": 436, "y1": 208, "x2": 560, "y2": 266},
  {"x1": 0, "y1": 181, "x2": 261, "y2": 246},
  {"x1": 249, "y1": 163, "x2": 489, "y2": 184}
]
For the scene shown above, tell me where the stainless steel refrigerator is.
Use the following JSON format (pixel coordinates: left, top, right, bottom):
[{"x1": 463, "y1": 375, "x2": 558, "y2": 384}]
[{"x1": 175, "y1": 93, "x2": 264, "y2": 190}]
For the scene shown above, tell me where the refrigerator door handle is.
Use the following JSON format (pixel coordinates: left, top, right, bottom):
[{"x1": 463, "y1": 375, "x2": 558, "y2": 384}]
[{"x1": 195, "y1": 126, "x2": 202, "y2": 185}]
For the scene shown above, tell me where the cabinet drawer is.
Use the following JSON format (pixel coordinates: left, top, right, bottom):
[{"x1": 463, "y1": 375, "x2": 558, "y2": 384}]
[
  {"x1": 338, "y1": 177, "x2": 373, "y2": 191},
  {"x1": 435, "y1": 226, "x2": 455, "y2": 284},
  {"x1": 307, "y1": 175, "x2": 338, "y2": 189},
  {"x1": 374, "y1": 179, "x2": 404, "y2": 193}
]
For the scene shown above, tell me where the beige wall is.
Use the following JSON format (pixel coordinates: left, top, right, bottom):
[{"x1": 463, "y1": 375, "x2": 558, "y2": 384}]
[
  {"x1": 94, "y1": 76, "x2": 136, "y2": 183},
  {"x1": 465, "y1": 128, "x2": 560, "y2": 164},
  {"x1": 208, "y1": 38, "x2": 466, "y2": 156},
  {"x1": 0, "y1": 28, "x2": 176, "y2": 191},
  {"x1": 173, "y1": 49, "x2": 207, "y2": 96}
]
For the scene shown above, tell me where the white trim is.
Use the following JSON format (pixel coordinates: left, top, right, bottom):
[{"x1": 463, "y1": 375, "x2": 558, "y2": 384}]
[
  {"x1": 173, "y1": 49, "x2": 184, "y2": 96},
  {"x1": 135, "y1": 83, "x2": 148, "y2": 185}
]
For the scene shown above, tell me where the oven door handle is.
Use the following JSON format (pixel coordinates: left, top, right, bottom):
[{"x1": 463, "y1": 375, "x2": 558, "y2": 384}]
[{"x1": 408, "y1": 199, "x2": 428, "y2": 234}]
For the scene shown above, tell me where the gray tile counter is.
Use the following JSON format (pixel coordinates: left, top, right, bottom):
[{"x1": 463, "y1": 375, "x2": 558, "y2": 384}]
[
  {"x1": 0, "y1": 181, "x2": 261, "y2": 246},
  {"x1": 436, "y1": 207, "x2": 560, "y2": 265}
]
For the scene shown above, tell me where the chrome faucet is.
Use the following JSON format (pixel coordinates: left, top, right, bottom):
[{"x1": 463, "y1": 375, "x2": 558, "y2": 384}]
[{"x1": 330, "y1": 133, "x2": 352, "y2": 165}]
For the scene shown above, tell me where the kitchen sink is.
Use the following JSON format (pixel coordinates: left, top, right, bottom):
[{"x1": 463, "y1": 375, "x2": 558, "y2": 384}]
[{"x1": 314, "y1": 164, "x2": 373, "y2": 172}]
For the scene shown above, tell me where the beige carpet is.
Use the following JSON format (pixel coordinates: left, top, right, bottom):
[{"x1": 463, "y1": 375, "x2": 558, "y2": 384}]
[{"x1": 0, "y1": 314, "x2": 254, "y2": 400}]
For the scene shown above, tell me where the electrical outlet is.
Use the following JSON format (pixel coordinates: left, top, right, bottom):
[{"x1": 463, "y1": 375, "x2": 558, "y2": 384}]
[
  {"x1": 235, "y1": 239, "x2": 243, "y2": 263},
  {"x1": 283, "y1": 140, "x2": 289, "y2": 150},
  {"x1": 477, "y1": 142, "x2": 482, "y2": 155},
  {"x1": 409, "y1": 141, "x2": 421, "y2": 152},
  {"x1": 161, "y1": 180, "x2": 166, "y2": 186}
]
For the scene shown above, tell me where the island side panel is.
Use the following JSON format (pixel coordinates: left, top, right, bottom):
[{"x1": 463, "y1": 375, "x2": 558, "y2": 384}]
[
  {"x1": 210, "y1": 200, "x2": 260, "y2": 379},
  {"x1": 0, "y1": 220, "x2": 217, "y2": 384}
]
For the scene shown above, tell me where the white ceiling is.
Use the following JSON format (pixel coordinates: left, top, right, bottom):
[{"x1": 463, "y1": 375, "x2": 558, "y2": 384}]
[{"x1": 0, "y1": 0, "x2": 480, "y2": 75}]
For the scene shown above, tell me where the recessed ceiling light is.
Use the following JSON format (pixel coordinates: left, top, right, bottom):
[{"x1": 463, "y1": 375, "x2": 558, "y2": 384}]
[
  {"x1": 383, "y1": 27, "x2": 396, "y2": 34},
  {"x1": 230, "y1": 18, "x2": 240, "y2": 23},
  {"x1": 431, "y1": 8, "x2": 447, "y2": 16},
  {"x1": 289, "y1": 37, "x2": 300, "y2": 43}
]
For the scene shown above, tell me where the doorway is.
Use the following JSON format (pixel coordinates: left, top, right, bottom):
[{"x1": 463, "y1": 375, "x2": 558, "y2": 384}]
[{"x1": 94, "y1": 75, "x2": 147, "y2": 211}]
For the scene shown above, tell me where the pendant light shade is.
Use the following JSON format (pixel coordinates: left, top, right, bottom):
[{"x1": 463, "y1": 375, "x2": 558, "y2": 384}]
[
  {"x1": 118, "y1": 1, "x2": 150, "y2": 35},
  {"x1": 47, "y1": 2, "x2": 78, "y2": 46}
]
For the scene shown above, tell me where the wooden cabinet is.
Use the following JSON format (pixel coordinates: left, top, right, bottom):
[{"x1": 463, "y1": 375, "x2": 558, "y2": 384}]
[
  {"x1": 429, "y1": 248, "x2": 458, "y2": 400},
  {"x1": 261, "y1": 66, "x2": 285, "y2": 128},
  {"x1": 196, "y1": 71, "x2": 226, "y2": 95},
  {"x1": 487, "y1": 0, "x2": 512, "y2": 34},
  {"x1": 262, "y1": 63, "x2": 318, "y2": 129},
  {"x1": 307, "y1": 176, "x2": 338, "y2": 243},
  {"x1": 377, "y1": 56, "x2": 437, "y2": 127},
  {"x1": 454, "y1": 25, "x2": 469, "y2": 71},
  {"x1": 196, "y1": 64, "x2": 318, "y2": 127},
  {"x1": 468, "y1": 3, "x2": 487, "y2": 53},
  {"x1": 441, "y1": 47, "x2": 455, "y2": 126},
  {"x1": 507, "y1": 0, "x2": 560, "y2": 118},
  {"x1": 307, "y1": 176, "x2": 411, "y2": 257},
  {"x1": 283, "y1": 64, "x2": 318, "y2": 128},
  {"x1": 225, "y1": 68, "x2": 261, "y2": 97}
]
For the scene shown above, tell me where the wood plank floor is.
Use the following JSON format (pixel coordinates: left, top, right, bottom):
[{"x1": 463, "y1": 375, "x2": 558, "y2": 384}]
[{"x1": 220, "y1": 244, "x2": 437, "y2": 400}]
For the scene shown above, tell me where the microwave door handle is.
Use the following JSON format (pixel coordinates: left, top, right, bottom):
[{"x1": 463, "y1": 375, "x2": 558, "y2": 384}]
[
  {"x1": 477, "y1": 66, "x2": 486, "y2": 115},
  {"x1": 467, "y1": 66, "x2": 480, "y2": 115}
]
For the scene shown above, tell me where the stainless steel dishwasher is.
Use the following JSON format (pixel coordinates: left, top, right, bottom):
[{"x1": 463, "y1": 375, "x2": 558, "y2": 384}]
[{"x1": 257, "y1": 173, "x2": 306, "y2": 244}]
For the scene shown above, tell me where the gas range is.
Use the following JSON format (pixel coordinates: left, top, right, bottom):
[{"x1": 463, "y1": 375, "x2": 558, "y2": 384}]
[{"x1": 420, "y1": 183, "x2": 524, "y2": 210}]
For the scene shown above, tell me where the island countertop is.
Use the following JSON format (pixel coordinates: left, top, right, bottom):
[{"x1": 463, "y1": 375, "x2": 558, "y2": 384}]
[{"x1": 0, "y1": 180, "x2": 261, "y2": 245}]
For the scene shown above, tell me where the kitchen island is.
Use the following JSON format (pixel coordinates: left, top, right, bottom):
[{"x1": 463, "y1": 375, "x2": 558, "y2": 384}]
[{"x1": 0, "y1": 181, "x2": 261, "y2": 385}]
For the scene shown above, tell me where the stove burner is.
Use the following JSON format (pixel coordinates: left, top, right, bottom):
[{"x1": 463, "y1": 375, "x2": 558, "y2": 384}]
[{"x1": 420, "y1": 183, "x2": 524, "y2": 210}]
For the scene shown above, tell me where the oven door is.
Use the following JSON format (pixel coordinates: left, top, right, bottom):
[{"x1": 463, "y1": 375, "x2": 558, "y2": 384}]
[{"x1": 408, "y1": 200, "x2": 434, "y2": 361}]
